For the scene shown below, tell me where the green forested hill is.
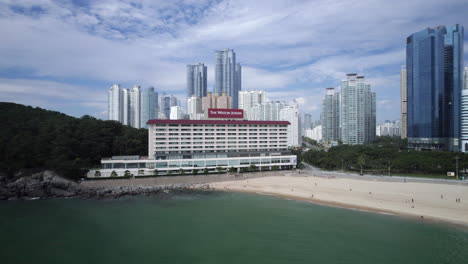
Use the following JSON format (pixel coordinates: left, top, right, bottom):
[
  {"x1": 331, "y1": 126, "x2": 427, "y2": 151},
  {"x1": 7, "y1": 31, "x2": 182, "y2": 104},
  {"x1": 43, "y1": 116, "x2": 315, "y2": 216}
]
[{"x1": 0, "y1": 102, "x2": 147, "y2": 178}]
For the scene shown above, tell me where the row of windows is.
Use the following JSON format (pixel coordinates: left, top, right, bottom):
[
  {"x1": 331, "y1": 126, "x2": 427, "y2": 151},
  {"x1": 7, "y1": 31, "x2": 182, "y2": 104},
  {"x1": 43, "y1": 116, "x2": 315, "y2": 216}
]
[
  {"x1": 155, "y1": 128, "x2": 287, "y2": 132},
  {"x1": 154, "y1": 144, "x2": 287, "y2": 149},
  {"x1": 103, "y1": 158, "x2": 293, "y2": 169},
  {"x1": 154, "y1": 124, "x2": 287, "y2": 128},
  {"x1": 154, "y1": 148, "x2": 288, "y2": 154},
  {"x1": 155, "y1": 136, "x2": 287, "y2": 140}
]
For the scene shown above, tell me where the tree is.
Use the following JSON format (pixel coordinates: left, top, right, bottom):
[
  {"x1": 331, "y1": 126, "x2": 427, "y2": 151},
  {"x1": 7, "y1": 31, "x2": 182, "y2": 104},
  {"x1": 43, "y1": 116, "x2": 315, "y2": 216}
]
[
  {"x1": 249, "y1": 164, "x2": 257, "y2": 172},
  {"x1": 110, "y1": 170, "x2": 118, "y2": 177},
  {"x1": 124, "y1": 170, "x2": 131, "y2": 177},
  {"x1": 216, "y1": 167, "x2": 224, "y2": 173},
  {"x1": 272, "y1": 165, "x2": 279, "y2": 171},
  {"x1": 153, "y1": 169, "x2": 158, "y2": 176},
  {"x1": 179, "y1": 168, "x2": 185, "y2": 175},
  {"x1": 0, "y1": 102, "x2": 148, "y2": 179},
  {"x1": 203, "y1": 168, "x2": 209, "y2": 174},
  {"x1": 192, "y1": 169, "x2": 198, "y2": 175},
  {"x1": 228, "y1": 167, "x2": 237, "y2": 173},
  {"x1": 167, "y1": 170, "x2": 173, "y2": 175},
  {"x1": 94, "y1": 170, "x2": 101, "y2": 177},
  {"x1": 357, "y1": 155, "x2": 367, "y2": 175}
]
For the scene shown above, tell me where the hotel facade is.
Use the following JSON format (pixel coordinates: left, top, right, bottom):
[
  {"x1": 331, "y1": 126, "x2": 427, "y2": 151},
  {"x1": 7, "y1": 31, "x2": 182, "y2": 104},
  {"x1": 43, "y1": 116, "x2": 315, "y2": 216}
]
[{"x1": 88, "y1": 109, "x2": 297, "y2": 177}]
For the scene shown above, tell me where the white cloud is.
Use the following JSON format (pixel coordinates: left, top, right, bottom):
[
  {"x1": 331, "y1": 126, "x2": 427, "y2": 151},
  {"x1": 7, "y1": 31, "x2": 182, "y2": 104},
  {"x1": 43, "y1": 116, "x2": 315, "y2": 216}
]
[{"x1": 0, "y1": 0, "x2": 467, "y2": 120}]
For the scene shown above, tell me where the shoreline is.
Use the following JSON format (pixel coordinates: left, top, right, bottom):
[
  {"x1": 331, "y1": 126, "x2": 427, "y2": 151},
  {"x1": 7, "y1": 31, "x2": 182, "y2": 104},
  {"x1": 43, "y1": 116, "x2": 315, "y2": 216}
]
[
  {"x1": 208, "y1": 175, "x2": 468, "y2": 229},
  {"x1": 222, "y1": 188, "x2": 468, "y2": 230}
]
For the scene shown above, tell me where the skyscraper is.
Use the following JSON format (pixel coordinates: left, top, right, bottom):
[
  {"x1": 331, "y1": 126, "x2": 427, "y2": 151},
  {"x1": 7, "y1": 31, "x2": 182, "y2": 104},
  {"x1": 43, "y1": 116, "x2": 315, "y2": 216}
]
[
  {"x1": 406, "y1": 25, "x2": 464, "y2": 151},
  {"x1": 400, "y1": 65, "x2": 407, "y2": 139},
  {"x1": 170, "y1": 106, "x2": 184, "y2": 120},
  {"x1": 108, "y1": 84, "x2": 122, "y2": 122},
  {"x1": 238, "y1": 90, "x2": 267, "y2": 120},
  {"x1": 187, "y1": 63, "x2": 207, "y2": 97},
  {"x1": 340, "y1": 74, "x2": 376, "y2": 144},
  {"x1": 160, "y1": 94, "x2": 178, "y2": 119},
  {"x1": 279, "y1": 102, "x2": 302, "y2": 147},
  {"x1": 321, "y1": 88, "x2": 340, "y2": 142},
  {"x1": 215, "y1": 49, "x2": 242, "y2": 108},
  {"x1": 122, "y1": 88, "x2": 130, "y2": 126},
  {"x1": 187, "y1": 96, "x2": 202, "y2": 120},
  {"x1": 303, "y1": 113, "x2": 312, "y2": 131},
  {"x1": 140, "y1": 87, "x2": 158, "y2": 129},
  {"x1": 461, "y1": 67, "x2": 468, "y2": 152},
  {"x1": 129, "y1": 86, "x2": 141, "y2": 128},
  {"x1": 250, "y1": 101, "x2": 286, "y2": 121}
]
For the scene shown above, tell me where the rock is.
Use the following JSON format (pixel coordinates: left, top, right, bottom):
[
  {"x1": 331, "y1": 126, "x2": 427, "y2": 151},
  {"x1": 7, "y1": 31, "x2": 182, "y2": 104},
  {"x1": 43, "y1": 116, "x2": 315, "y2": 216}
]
[
  {"x1": 31, "y1": 171, "x2": 44, "y2": 180},
  {"x1": 49, "y1": 187, "x2": 75, "y2": 197}
]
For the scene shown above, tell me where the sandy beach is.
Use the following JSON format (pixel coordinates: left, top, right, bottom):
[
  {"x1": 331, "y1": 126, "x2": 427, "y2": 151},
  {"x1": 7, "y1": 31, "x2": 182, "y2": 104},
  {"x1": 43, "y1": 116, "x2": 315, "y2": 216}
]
[{"x1": 210, "y1": 175, "x2": 468, "y2": 226}]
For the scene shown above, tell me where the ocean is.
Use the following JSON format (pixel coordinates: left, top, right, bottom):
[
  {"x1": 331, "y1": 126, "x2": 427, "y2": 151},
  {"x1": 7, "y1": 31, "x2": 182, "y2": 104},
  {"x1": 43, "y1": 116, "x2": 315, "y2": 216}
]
[{"x1": 1, "y1": 191, "x2": 467, "y2": 264}]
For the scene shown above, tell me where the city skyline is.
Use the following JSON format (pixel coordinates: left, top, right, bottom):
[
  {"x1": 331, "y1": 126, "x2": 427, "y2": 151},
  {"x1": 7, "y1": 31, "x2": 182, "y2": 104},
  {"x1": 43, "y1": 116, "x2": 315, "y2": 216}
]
[{"x1": 0, "y1": 1, "x2": 467, "y2": 122}]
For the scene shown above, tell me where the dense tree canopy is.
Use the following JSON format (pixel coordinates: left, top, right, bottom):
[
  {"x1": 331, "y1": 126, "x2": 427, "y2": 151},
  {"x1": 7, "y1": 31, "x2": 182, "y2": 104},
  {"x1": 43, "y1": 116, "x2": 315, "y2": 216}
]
[
  {"x1": 302, "y1": 136, "x2": 468, "y2": 178},
  {"x1": 0, "y1": 103, "x2": 147, "y2": 179}
]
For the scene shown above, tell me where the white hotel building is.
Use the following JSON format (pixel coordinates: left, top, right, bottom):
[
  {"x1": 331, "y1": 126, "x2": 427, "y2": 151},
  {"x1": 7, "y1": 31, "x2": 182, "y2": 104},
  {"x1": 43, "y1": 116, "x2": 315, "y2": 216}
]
[{"x1": 88, "y1": 114, "x2": 297, "y2": 177}]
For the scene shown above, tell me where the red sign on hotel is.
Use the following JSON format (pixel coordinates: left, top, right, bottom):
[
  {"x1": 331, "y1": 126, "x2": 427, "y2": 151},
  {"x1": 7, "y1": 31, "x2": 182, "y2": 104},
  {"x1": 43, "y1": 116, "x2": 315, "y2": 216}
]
[{"x1": 208, "y1": 108, "x2": 244, "y2": 119}]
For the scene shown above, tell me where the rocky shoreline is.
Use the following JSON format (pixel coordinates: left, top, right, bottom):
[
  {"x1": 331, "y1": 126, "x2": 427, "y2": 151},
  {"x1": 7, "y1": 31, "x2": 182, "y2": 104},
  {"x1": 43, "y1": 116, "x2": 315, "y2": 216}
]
[{"x1": 0, "y1": 171, "x2": 210, "y2": 200}]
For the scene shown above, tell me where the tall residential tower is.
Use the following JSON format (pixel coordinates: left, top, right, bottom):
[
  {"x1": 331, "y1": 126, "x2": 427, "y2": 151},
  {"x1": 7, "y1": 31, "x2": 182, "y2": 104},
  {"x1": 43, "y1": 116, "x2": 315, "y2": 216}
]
[
  {"x1": 321, "y1": 87, "x2": 340, "y2": 142},
  {"x1": 400, "y1": 66, "x2": 407, "y2": 139},
  {"x1": 215, "y1": 49, "x2": 242, "y2": 108},
  {"x1": 187, "y1": 63, "x2": 207, "y2": 97},
  {"x1": 340, "y1": 74, "x2": 376, "y2": 144}
]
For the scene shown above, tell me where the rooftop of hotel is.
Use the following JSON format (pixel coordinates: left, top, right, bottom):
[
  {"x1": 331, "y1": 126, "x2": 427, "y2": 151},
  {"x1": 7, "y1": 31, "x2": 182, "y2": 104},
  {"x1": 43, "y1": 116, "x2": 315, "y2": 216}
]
[{"x1": 146, "y1": 119, "x2": 290, "y2": 125}]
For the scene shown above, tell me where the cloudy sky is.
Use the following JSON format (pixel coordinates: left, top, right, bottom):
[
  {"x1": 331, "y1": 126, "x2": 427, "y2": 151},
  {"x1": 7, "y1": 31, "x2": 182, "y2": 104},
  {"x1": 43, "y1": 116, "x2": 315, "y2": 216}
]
[{"x1": 0, "y1": 0, "x2": 467, "y2": 122}]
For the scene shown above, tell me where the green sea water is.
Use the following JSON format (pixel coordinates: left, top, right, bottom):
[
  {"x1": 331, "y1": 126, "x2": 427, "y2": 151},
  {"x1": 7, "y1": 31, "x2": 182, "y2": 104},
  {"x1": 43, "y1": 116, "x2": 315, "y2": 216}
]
[{"x1": 1, "y1": 191, "x2": 467, "y2": 264}]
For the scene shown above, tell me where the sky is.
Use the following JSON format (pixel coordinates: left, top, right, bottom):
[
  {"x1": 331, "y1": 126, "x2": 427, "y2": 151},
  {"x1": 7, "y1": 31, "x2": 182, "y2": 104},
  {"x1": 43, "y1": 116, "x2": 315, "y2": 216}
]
[{"x1": 0, "y1": 0, "x2": 467, "y2": 122}]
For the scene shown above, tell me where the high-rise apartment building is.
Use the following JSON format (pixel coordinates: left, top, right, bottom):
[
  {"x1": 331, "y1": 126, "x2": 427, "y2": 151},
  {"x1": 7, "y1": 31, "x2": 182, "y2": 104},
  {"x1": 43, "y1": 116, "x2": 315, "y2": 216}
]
[
  {"x1": 303, "y1": 114, "x2": 312, "y2": 132},
  {"x1": 187, "y1": 96, "x2": 203, "y2": 120},
  {"x1": 140, "y1": 87, "x2": 158, "y2": 129},
  {"x1": 250, "y1": 101, "x2": 286, "y2": 121},
  {"x1": 406, "y1": 25, "x2": 464, "y2": 151},
  {"x1": 201, "y1": 92, "x2": 231, "y2": 114},
  {"x1": 279, "y1": 103, "x2": 302, "y2": 147},
  {"x1": 170, "y1": 106, "x2": 184, "y2": 120},
  {"x1": 215, "y1": 49, "x2": 242, "y2": 108},
  {"x1": 187, "y1": 63, "x2": 207, "y2": 97},
  {"x1": 321, "y1": 88, "x2": 340, "y2": 142},
  {"x1": 129, "y1": 86, "x2": 141, "y2": 128},
  {"x1": 462, "y1": 67, "x2": 468, "y2": 152},
  {"x1": 304, "y1": 125, "x2": 322, "y2": 142},
  {"x1": 340, "y1": 74, "x2": 376, "y2": 144},
  {"x1": 160, "y1": 94, "x2": 179, "y2": 119},
  {"x1": 401, "y1": 65, "x2": 407, "y2": 139},
  {"x1": 238, "y1": 90, "x2": 267, "y2": 120},
  {"x1": 108, "y1": 84, "x2": 158, "y2": 129},
  {"x1": 122, "y1": 88, "x2": 130, "y2": 126},
  {"x1": 108, "y1": 84, "x2": 122, "y2": 122},
  {"x1": 376, "y1": 120, "x2": 401, "y2": 137}
]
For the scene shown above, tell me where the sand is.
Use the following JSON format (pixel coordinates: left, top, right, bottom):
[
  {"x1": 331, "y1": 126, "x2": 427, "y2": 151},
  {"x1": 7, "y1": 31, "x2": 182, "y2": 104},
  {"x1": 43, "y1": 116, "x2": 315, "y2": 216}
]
[{"x1": 209, "y1": 175, "x2": 468, "y2": 226}]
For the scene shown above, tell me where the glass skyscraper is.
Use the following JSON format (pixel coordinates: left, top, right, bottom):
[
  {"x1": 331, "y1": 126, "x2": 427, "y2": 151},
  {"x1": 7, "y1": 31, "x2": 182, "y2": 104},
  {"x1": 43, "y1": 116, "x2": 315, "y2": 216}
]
[
  {"x1": 140, "y1": 87, "x2": 158, "y2": 129},
  {"x1": 406, "y1": 25, "x2": 464, "y2": 151},
  {"x1": 215, "y1": 49, "x2": 242, "y2": 108},
  {"x1": 187, "y1": 63, "x2": 207, "y2": 97}
]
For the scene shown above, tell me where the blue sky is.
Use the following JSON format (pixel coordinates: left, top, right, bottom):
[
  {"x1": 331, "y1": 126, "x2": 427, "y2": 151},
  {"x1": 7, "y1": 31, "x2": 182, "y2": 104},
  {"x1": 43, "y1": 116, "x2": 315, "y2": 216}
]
[{"x1": 0, "y1": 0, "x2": 467, "y2": 122}]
